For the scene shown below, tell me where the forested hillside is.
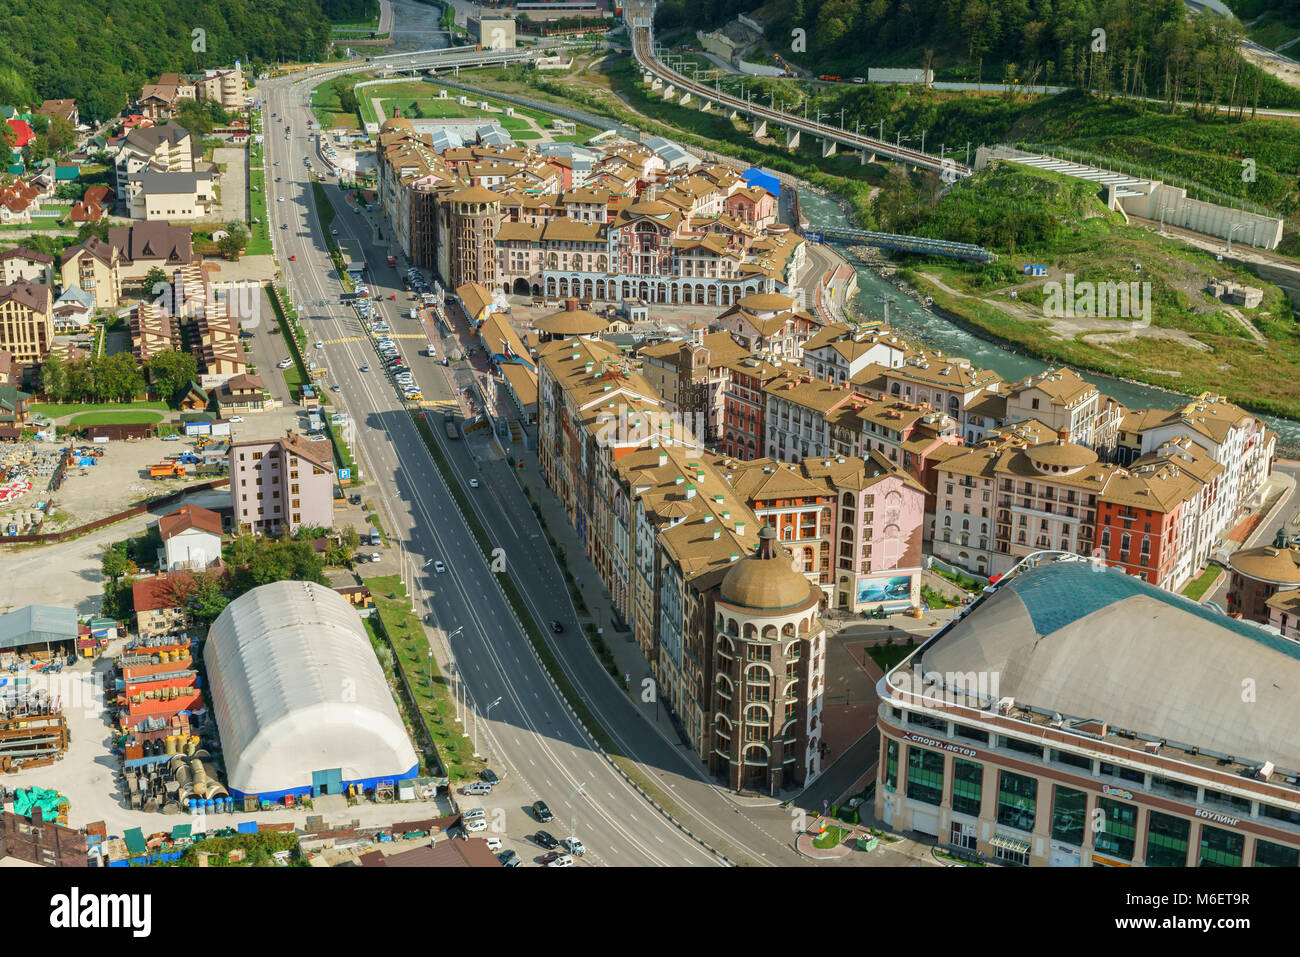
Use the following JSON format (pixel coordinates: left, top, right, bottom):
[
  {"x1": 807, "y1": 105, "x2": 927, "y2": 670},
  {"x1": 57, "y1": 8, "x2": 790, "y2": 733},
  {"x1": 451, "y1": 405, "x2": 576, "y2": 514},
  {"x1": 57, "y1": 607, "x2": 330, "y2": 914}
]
[
  {"x1": 655, "y1": 0, "x2": 1298, "y2": 108},
  {"x1": 0, "y1": 0, "x2": 337, "y2": 122}
]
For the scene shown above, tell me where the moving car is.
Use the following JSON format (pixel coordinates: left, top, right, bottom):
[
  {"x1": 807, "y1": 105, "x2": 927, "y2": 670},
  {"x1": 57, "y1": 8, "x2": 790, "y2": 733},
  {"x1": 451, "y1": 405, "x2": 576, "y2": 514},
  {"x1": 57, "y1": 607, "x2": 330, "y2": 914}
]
[
  {"x1": 330, "y1": 384, "x2": 340, "y2": 392},
  {"x1": 359, "y1": 365, "x2": 369, "y2": 372},
  {"x1": 469, "y1": 478, "x2": 479, "y2": 488},
  {"x1": 551, "y1": 620, "x2": 564, "y2": 633},
  {"x1": 314, "y1": 340, "x2": 324, "y2": 349},
  {"x1": 288, "y1": 255, "x2": 296, "y2": 261},
  {"x1": 433, "y1": 560, "x2": 446, "y2": 573},
  {"x1": 533, "y1": 831, "x2": 558, "y2": 849},
  {"x1": 532, "y1": 801, "x2": 553, "y2": 823}
]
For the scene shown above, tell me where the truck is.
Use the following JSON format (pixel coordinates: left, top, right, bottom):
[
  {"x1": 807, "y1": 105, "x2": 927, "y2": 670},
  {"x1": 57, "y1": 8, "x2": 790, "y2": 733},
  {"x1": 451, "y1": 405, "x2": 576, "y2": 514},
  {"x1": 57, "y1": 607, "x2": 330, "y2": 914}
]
[
  {"x1": 149, "y1": 462, "x2": 186, "y2": 479},
  {"x1": 175, "y1": 452, "x2": 202, "y2": 465},
  {"x1": 308, "y1": 411, "x2": 323, "y2": 433},
  {"x1": 409, "y1": 308, "x2": 419, "y2": 320},
  {"x1": 443, "y1": 411, "x2": 459, "y2": 440}
]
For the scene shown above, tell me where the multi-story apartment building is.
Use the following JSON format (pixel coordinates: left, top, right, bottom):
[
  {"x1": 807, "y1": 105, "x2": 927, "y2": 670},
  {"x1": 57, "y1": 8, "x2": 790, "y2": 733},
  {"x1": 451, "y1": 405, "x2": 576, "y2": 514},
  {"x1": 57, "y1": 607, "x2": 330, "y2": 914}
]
[
  {"x1": 711, "y1": 291, "x2": 818, "y2": 359},
  {"x1": 229, "y1": 433, "x2": 335, "y2": 535},
  {"x1": 376, "y1": 120, "x2": 803, "y2": 306},
  {"x1": 1226, "y1": 536, "x2": 1300, "y2": 624},
  {"x1": 113, "y1": 124, "x2": 196, "y2": 193},
  {"x1": 1004, "y1": 368, "x2": 1107, "y2": 449},
  {"x1": 0, "y1": 248, "x2": 54, "y2": 286},
  {"x1": 879, "y1": 354, "x2": 1003, "y2": 436},
  {"x1": 195, "y1": 67, "x2": 247, "y2": 111},
  {"x1": 0, "y1": 281, "x2": 53, "y2": 365},
  {"x1": 60, "y1": 237, "x2": 121, "y2": 312},
  {"x1": 1094, "y1": 460, "x2": 1199, "y2": 590},
  {"x1": 637, "y1": 329, "x2": 746, "y2": 445},
  {"x1": 800, "y1": 322, "x2": 909, "y2": 384}
]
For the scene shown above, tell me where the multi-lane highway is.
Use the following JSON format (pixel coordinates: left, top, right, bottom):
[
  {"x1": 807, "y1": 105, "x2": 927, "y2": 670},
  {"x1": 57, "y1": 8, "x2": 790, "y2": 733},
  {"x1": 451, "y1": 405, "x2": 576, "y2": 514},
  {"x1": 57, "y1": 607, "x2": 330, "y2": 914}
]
[
  {"x1": 256, "y1": 51, "x2": 823, "y2": 865},
  {"x1": 259, "y1": 73, "x2": 738, "y2": 867}
]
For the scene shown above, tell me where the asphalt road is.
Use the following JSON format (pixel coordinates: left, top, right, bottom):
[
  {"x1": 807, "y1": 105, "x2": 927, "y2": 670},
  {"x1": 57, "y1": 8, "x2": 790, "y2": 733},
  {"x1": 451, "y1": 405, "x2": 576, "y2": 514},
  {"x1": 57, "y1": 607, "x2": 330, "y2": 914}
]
[{"x1": 261, "y1": 70, "x2": 738, "y2": 867}]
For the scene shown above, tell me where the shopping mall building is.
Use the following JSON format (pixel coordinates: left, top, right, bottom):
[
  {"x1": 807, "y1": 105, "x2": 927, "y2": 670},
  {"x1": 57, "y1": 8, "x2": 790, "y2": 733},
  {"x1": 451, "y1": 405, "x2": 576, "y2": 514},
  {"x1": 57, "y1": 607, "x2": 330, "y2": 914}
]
[{"x1": 874, "y1": 558, "x2": 1300, "y2": 866}]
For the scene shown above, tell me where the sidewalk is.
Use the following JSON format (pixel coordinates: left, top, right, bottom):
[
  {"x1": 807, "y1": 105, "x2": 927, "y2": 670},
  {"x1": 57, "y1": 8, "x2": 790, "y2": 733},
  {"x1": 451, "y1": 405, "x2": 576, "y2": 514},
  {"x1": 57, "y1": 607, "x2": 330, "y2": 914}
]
[{"x1": 508, "y1": 447, "x2": 715, "y2": 771}]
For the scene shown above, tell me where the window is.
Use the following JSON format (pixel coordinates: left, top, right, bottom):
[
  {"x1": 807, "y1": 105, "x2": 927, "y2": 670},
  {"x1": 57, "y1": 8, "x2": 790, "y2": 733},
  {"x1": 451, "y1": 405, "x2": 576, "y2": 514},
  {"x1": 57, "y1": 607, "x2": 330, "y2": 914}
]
[
  {"x1": 1261, "y1": 804, "x2": 1300, "y2": 826},
  {"x1": 996, "y1": 771, "x2": 1038, "y2": 833},
  {"x1": 1051, "y1": 786, "x2": 1087, "y2": 846},
  {"x1": 1254, "y1": 839, "x2": 1300, "y2": 868},
  {"x1": 1202, "y1": 788, "x2": 1251, "y2": 814},
  {"x1": 1000, "y1": 736, "x2": 1044, "y2": 759},
  {"x1": 955, "y1": 724, "x2": 989, "y2": 744},
  {"x1": 1150, "y1": 775, "x2": 1198, "y2": 801},
  {"x1": 908, "y1": 712, "x2": 947, "y2": 733},
  {"x1": 1144, "y1": 811, "x2": 1190, "y2": 867},
  {"x1": 1094, "y1": 797, "x2": 1138, "y2": 861},
  {"x1": 906, "y1": 746, "x2": 944, "y2": 806},
  {"x1": 1198, "y1": 824, "x2": 1244, "y2": 867},
  {"x1": 1051, "y1": 749, "x2": 1093, "y2": 772},
  {"x1": 952, "y1": 759, "x2": 982, "y2": 816},
  {"x1": 1100, "y1": 762, "x2": 1146, "y2": 785},
  {"x1": 884, "y1": 738, "x2": 898, "y2": 791}
]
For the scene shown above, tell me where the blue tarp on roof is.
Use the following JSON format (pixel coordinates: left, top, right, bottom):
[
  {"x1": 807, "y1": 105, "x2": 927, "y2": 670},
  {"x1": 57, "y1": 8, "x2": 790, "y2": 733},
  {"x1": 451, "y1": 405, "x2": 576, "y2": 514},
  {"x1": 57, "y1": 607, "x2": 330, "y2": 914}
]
[{"x1": 742, "y1": 167, "x2": 780, "y2": 199}]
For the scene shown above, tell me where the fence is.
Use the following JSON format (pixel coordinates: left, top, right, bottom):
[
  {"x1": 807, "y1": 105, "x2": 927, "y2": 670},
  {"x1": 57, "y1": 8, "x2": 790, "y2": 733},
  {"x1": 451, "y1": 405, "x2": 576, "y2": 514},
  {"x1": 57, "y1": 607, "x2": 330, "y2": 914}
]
[{"x1": 2, "y1": 479, "x2": 230, "y2": 545}]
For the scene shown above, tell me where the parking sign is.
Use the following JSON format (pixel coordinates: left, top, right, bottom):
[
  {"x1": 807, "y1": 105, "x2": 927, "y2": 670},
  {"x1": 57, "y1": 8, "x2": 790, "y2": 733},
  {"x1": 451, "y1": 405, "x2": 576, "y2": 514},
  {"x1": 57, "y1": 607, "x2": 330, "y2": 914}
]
[{"x1": 338, "y1": 468, "x2": 351, "y2": 481}]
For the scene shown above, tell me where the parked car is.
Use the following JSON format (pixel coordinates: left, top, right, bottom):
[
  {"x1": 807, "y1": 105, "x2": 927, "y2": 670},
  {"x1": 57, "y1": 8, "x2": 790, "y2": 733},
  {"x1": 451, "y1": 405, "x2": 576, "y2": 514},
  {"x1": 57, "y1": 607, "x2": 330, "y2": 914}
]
[
  {"x1": 462, "y1": 781, "x2": 493, "y2": 795},
  {"x1": 464, "y1": 817, "x2": 488, "y2": 833},
  {"x1": 545, "y1": 853, "x2": 574, "y2": 868},
  {"x1": 533, "y1": 831, "x2": 558, "y2": 849},
  {"x1": 485, "y1": 836, "x2": 502, "y2": 852},
  {"x1": 162, "y1": 434, "x2": 181, "y2": 441},
  {"x1": 228, "y1": 416, "x2": 244, "y2": 423},
  {"x1": 480, "y1": 769, "x2": 499, "y2": 785},
  {"x1": 532, "y1": 801, "x2": 553, "y2": 823},
  {"x1": 369, "y1": 552, "x2": 381, "y2": 563},
  {"x1": 464, "y1": 807, "x2": 486, "y2": 820},
  {"x1": 498, "y1": 850, "x2": 520, "y2": 867},
  {"x1": 349, "y1": 494, "x2": 362, "y2": 505},
  {"x1": 562, "y1": 837, "x2": 585, "y2": 856}
]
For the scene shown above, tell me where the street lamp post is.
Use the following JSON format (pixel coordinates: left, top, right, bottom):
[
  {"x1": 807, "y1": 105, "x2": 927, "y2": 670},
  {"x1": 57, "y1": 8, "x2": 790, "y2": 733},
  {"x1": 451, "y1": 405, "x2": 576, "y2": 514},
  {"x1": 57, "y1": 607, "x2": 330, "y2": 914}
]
[
  {"x1": 1227, "y1": 222, "x2": 1248, "y2": 254},
  {"x1": 567, "y1": 780, "x2": 587, "y2": 845},
  {"x1": 475, "y1": 696, "x2": 502, "y2": 759}
]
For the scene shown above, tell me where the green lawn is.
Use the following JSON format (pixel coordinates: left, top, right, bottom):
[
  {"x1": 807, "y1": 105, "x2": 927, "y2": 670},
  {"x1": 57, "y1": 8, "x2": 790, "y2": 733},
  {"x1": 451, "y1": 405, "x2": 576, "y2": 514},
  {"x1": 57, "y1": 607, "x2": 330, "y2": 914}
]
[
  {"x1": 69, "y1": 410, "x2": 164, "y2": 425},
  {"x1": 1182, "y1": 565, "x2": 1224, "y2": 602},
  {"x1": 367, "y1": 574, "x2": 480, "y2": 781},
  {"x1": 30, "y1": 401, "x2": 167, "y2": 420},
  {"x1": 247, "y1": 142, "x2": 270, "y2": 256},
  {"x1": 813, "y1": 825, "x2": 851, "y2": 850},
  {"x1": 866, "y1": 640, "x2": 919, "y2": 673}
]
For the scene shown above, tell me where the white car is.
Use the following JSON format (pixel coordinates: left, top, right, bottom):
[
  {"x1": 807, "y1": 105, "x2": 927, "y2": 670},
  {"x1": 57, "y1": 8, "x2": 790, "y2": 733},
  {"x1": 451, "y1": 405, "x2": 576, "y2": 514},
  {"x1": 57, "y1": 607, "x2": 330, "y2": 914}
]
[
  {"x1": 545, "y1": 853, "x2": 574, "y2": 868},
  {"x1": 314, "y1": 341, "x2": 324, "y2": 349},
  {"x1": 434, "y1": 560, "x2": 446, "y2": 573},
  {"x1": 369, "y1": 552, "x2": 381, "y2": 563},
  {"x1": 469, "y1": 478, "x2": 479, "y2": 488},
  {"x1": 562, "y1": 837, "x2": 585, "y2": 856},
  {"x1": 228, "y1": 416, "x2": 244, "y2": 423},
  {"x1": 485, "y1": 836, "x2": 502, "y2": 852},
  {"x1": 464, "y1": 807, "x2": 486, "y2": 820},
  {"x1": 464, "y1": 817, "x2": 488, "y2": 833},
  {"x1": 277, "y1": 196, "x2": 284, "y2": 202}
]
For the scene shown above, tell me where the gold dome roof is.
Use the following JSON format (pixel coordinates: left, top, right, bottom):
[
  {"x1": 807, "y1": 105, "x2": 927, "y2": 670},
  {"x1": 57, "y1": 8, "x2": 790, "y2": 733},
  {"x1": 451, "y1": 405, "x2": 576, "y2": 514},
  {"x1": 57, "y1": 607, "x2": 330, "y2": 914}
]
[{"x1": 719, "y1": 525, "x2": 817, "y2": 612}]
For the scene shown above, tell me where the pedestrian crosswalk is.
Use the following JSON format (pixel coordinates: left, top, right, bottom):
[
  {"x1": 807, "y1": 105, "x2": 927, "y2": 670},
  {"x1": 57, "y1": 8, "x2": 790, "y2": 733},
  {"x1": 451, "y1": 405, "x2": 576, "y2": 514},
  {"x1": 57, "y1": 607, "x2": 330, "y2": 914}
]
[
  {"x1": 391, "y1": 334, "x2": 426, "y2": 340},
  {"x1": 418, "y1": 398, "x2": 459, "y2": 409},
  {"x1": 324, "y1": 336, "x2": 365, "y2": 345}
]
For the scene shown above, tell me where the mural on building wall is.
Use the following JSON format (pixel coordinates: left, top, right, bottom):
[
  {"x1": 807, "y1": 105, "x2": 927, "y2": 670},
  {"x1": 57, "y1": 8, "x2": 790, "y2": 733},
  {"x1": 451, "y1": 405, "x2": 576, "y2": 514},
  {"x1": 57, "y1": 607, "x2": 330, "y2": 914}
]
[{"x1": 857, "y1": 575, "x2": 913, "y2": 604}]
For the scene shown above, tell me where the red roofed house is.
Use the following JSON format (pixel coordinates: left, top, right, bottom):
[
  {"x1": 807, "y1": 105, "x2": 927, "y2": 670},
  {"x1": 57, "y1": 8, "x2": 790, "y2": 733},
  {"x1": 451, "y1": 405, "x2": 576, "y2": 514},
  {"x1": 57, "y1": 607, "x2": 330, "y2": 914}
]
[
  {"x1": 158, "y1": 504, "x2": 224, "y2": 571},
  {"x1": 131, "y1": 571, "x2": 196, "y2": 638},
  {"x1": 5, "y1": 118, "x2": 33, "y2": 149}
]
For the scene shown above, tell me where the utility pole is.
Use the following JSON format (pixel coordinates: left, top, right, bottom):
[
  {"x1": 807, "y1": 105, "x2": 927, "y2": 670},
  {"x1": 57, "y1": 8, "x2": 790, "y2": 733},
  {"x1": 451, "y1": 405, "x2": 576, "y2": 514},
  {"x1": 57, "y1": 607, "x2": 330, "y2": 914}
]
[{"x1": 475, "y1": 696, "x2": 502, "y2": 759}]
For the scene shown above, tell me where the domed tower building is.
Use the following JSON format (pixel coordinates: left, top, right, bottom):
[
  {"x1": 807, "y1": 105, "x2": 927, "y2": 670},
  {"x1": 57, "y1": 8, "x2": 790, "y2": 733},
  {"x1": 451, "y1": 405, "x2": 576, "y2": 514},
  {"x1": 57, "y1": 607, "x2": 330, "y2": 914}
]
[{"x1": 711, "y1": 524, "x2": 826, "y2": 792}]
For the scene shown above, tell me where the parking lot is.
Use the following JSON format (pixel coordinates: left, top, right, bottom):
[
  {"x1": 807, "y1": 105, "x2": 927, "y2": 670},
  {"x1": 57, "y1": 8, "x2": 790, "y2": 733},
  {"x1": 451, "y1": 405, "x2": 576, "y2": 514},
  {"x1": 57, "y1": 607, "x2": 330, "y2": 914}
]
[{"x1": 453, "y1": 771, "x2": 591, "y2": 867}]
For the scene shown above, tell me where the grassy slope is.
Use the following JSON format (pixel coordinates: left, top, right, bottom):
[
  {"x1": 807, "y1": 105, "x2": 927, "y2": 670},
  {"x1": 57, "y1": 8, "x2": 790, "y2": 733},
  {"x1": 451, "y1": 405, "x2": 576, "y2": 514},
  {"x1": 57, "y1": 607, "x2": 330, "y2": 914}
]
[{"x1": 900, "y1": 164, "x2": 1300, "y2": 418}]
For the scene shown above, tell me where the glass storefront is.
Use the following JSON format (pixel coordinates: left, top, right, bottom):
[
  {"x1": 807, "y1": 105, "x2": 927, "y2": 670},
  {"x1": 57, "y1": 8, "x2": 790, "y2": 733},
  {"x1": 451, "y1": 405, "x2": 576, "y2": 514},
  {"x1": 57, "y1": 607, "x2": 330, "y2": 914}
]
[
  {"x1": 1051, "y1": 785, "x2": 1087, "y2": 846},
  {"x1": 997, "y1": 771, "x2": 1038, "y2": 833},
  {"x1": 906, "y1": 745, "x2": 944, "y2": 806},
  {"x1": 1254, "y1": 839, "x2": 1300, "y2": 867},
  {"x1": 1145, "y1": 811, "x2": 1190, "y2": 867},
  {"x1": 1198, "y1": 824, "x2": 1244, "y2": 867},
  {"x1": 952, "y1": 759, "x2": 982, "y2": 817},
  {"x1": 884, "y1": 738, "x2": 898, "y2": 791},
  {"x1": 1094, "y1": 797, "x2": 1138, "y2": 861}
]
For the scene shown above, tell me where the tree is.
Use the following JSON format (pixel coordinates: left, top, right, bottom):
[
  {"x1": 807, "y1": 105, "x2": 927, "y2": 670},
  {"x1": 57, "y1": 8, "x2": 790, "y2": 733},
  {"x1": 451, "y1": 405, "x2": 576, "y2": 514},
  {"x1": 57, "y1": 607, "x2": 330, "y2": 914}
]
[
  {"x1": 217, "y1": 232, "x2": 244, "y2": 261},
  {"x1": 341, "y1": 525, "x2": 361, "y2": 553},
  {"x1": 101, "y1": 546, "x2": 137, "y2": 583},
  {"x1": 146, "y1": 349, "x2": 198, "y2": 404},
  {"x1": 144, "y1": 267, "x2": 170, "y2": 297},
  {"x1": 225, "y1": 534, "x2": 259, "y2": 569},
  {"x1": 40, "y1": 352, "x2": 69, "y2": 401},
  {"x1": 93, "y1": 351, "x2": 146, "y2": 402},
  {"x1": 171, "y1": 570, "x2": 230, "y2": 626},
  {"x1": 76, "y1": 219, "x2": 110, "y2": 244},
  {"x1": 47, "y1": 116, "x2": 75, "y2": 154}
]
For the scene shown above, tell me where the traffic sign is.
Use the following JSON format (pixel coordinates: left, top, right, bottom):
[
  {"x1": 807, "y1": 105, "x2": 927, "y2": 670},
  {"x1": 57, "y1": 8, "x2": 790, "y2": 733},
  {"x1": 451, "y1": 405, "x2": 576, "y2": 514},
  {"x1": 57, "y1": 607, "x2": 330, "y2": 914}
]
[{"x1": 338, "y1": 468, "x2": 351, "y2": 481}]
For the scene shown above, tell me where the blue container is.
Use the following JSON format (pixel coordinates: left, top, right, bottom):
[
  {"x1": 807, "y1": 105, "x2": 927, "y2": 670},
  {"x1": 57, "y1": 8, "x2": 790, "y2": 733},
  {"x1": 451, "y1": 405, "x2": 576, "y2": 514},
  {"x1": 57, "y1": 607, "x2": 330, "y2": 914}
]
[{"x1": 188, "y1": 799, "x2": 196, "y2": 814}]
